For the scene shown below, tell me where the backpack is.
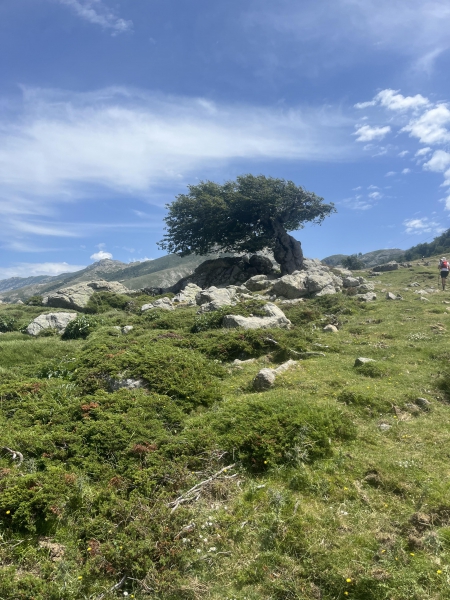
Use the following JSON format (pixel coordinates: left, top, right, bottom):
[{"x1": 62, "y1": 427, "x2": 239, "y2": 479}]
[{"x1": 441, "y1": 260, "x2": 449, "y2": 270}]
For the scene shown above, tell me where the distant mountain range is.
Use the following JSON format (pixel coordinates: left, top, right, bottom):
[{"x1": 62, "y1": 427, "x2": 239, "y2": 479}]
[
  {"x1": 0, "y1": 254, "x2": 224, "y2": 301},
  {"x1": 0, "y1": 247, "x2": 409, "y2": 301},
  {"x1": 322, "y1": 248, "x2": 404, "y2": 268}
]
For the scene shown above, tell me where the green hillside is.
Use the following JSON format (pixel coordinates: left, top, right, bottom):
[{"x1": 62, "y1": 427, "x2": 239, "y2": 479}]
[
  {"x1": 1, "y1": 259, "x2": 450, "y2": 598},
  {"x1": 322, "y1": 248, "x2": 404, "y2": 268}
]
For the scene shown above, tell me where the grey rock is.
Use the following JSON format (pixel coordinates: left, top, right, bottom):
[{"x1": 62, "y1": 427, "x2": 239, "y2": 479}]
[
  {"x1": 357, "y1": 292, "x2": 377, "y2": 302},
  {"x1": 418, "y1": 297, "x2": 429, "y2": 302},
  {"x1": 356, "y1": 283, "x2": 375, "y2": 293},
  {"x1": 173, "y1": 283, "x2": 202, "y2": 304},
  {"x1": 274, "y1": 359, "x2": 297, "y2": 374},
  {"x1": 408, "y1": 282, "x2": 420, "y2": 287},
  {"x1": 223, "y1": 303, "x2": 291, "y2": 330},
  {"x1": 232, "y1": 358, "x2": 256, "y2": 365},
  {"x1": 415, "y1": 397, "x2": 432, "y2": 410},
  {"x1": 271, "y1": 263, "x2": 342, "y2": 299},
  {"x1": 279, "y1": 298, "x2": 305, "y2": 305},
  {"x1": 386, "y1": 292, "x2": 397, "y2": 300},
  {"x1": 354, "y1": 357, "x2": 376, "y2": 366},
  {"x1": 244, "y1": 274, "x2": 272, "y2": 292},
  {"x1": 343, "y1": 276, "x2": 360, "y2": 288},
  {"x1": 45, "y1": 280, "x2": 129, "y2": 311},
  {"x1": 372, "y1": 261, "x2": 399, "y2": 272},
  {"x1": 107, "y1": 377, "x2": 145, "y2": 392},
  {"x1": 122, "y1": 326, "x2": 134, "y2": 334},
  {"x1": 196, "y1": 286, "x2": 237, "y2": 312},
  {"x1": 253, "y1": 368, "x2": 276, "y2": 391},
  {"x1": 26, "y1": 312, "x2": 77, "y2": 336},
  {"x1": 323, "y1": 324, "x2": 338, "y2": 333},
  {"x1": 414, "y1": 290, "x2": 428, "y2": 295},
  {"x1": 379, "y1": 423, "x2": 392, "y2": 432},
  {"x1": 141, "y1": 297, "x2": 174, "y2": 311}
]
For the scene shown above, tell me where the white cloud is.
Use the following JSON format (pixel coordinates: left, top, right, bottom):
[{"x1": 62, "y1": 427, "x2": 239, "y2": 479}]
[
  {"x1": 356, "y1": 89, "x2": 429, "y2": 112},
  {"x1": 90, "y1": 250, "x2": 113, "y2": 261},
  {"x1": 403, "y1": 216, "x2": 444, "y2": 234},
  {"x1": 398, "y1": 150, "x2": 409, "y2": 157},
  {"x1": 353, "y1": 125, "x2": 391, "y2": 142},
  {"x1": 424, "y1": 150, "x2": 450, "y2": 172},
  {"x1": 385, "y1": 171, "x2": 396, "y2": 177},
  {"x1": 402, "y1": 168, "x2": 411, "y2": 174},
  {"x1": 0, "y1": 87, "x2": 355, "y2": 223},
  {"x1": 402, "y1": 104, "x2": 450, "y2": 144},
  {"x1": 442, "y1": 195, "x2": 450, "y2": 210},
  {"x1": 367, "y1": 185, "x2": 379, "y2": 189},
  {"x1": 0, "y1": 262, "x2": 85, "y2": 279},
  {"x1": 415, "y1": 147, "x2": 431, "y2": 156},
  {"x1": 368, "y1": 191, "x2": 382, "y2": 199},
  {"x1": 55, "y1": 0, "x2": 132, "y2": 34}
]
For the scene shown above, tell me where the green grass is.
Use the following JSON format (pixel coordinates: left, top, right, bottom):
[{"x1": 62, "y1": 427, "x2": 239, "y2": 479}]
[{"x1": 2, "y1": 258, "x2": 450, "y2": 598}]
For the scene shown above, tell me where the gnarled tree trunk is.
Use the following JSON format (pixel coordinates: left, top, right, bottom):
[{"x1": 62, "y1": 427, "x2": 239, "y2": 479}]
[{"x1": 272, "y1": 221, "x2": 304, "y2": 275}]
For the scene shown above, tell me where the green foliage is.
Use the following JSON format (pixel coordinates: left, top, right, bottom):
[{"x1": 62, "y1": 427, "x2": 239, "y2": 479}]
[
  {"x1": 85, "y1": 291, "x2": 131, "y2": 314},
  {"x1": 404, "y1": 228, "x2": 450, "y2": 261},
  {"x1": 337, "y1": 389, "x2": 391, "y2": 412},
  {"x1": 25, "y1": 295, "x2": 44, "y2": 306},
  {"x1": 0, "y1": 315, "x2": 16, "y2": 332},
  {"x1": 61, "y1": 315, "x2": 99, "y2": 340},
  {"x1": 341, "y1": 254, "x2": 366, "y2": 270},
  {"x1": 158, "y1": 174, "x2": 335, "y2": 257},
  {"x1": 355, "y1": 361, "x2": 389, "y2": 378},
  {"x1": 191, "y1": 300, "x2": 267, "y2": 333}
]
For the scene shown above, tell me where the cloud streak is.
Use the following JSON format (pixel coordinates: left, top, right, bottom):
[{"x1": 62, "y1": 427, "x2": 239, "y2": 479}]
[{"x1": 55, "y1": 0, "x2": 132, "y2": 34}]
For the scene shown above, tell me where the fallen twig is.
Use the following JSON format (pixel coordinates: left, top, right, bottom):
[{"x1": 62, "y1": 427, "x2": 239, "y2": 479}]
[
  {"x1": 168, "y1": 464, "x2": 237, "y2": 512},
  {"x1": 96, "y1": 574, "x2": 127, "y2": 600},
  {"x1": 2, "y1": 447, "x2": 23, "y2": 467}
]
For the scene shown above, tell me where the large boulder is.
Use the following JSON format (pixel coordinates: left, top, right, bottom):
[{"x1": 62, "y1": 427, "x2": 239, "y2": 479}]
[
  {"x1": 44, "y1": 280, "x2": 129, "y2": 311},
  {"x1": 169, "y1": 254, "x2": 275, "y2": 293},
  {"x1": 26, "y1": 312, "x2": 77, "y2": 336},
  {"x1": 372, "y1": 261, "x2": 399, "y2": 272},
  {"x1": 196, "y1": 286, "x2": 238, "y2": 312},
  {"x1": 172, "y1": 283, "x2": 202, "y2": 304},
  {"x1": 141, "y1": 297, "x2": 174, "y2": 312},
  {"x1": 222, "y1": 303, "x2": 291, "y2": 330},
  {"x1": 244, "y1": 274, "x2": 274, "y2": 292},
  {"x1": 271, "y1": 262, "x2": 342, "y2": 299}
]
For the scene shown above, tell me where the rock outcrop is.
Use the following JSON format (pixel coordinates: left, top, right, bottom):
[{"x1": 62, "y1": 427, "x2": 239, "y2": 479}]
[
  {"x1": 26, "y1": 312, "x2": 77, "y2": 336},
  {"x1": 44, "y1": 280, "x2": 129, "y2": 311},
  {"x1": 196, "y1": 286, "x2": 238, "y2": 312},
  {"x1": 169, "y1": 255, "x2": 275, "y2": 293},
  {"x1": 372, "y1": 261, "x2": 399, "y2": 272},
  {"x1": 173, "y1": 283, "x2": 202, "y2": 304},
  {"x1": 271, "y1": 259, "x2": 342, "y2": 299},
  {"x1": 223, "y1": 303, "x2": 291, "y2": 330},
  {"x1": 141, "y1": 297, "x2": 174, "y2": 312}
]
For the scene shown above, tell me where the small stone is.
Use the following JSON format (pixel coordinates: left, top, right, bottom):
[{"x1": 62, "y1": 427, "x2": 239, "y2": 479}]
[
  {"x1": 323, "y1": 324, "x2": 338, "y2": 333},
  {"x1": 379, "y1": 423, "x2": 391, "y2": 432},
  {"x1": 404, "y1": 403, "x2": 420, "y2": 414},
  {"x1": 253, "y1": 368, "x2": 276, "y2": 391},
  {"x1": 122, "y1": 326, "x2": 133, "y2": 334},
  {"x1": 354, "y1": 357, "x2": 376, "y2": 366},
  {"x1": 386, "y1": 292, "x2": 396, "y2": 300},
  {"x1": 415, "y1": 397, "x2": 432, "y2": 410}
]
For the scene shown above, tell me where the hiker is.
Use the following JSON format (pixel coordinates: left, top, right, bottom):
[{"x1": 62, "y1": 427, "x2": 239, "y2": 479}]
[{"x1": 439, "y1": 257, "x2": 449, "y2": 290}]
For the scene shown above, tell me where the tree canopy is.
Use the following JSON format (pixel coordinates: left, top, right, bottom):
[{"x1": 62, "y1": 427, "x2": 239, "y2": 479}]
[{"x1": 158, "y1": 174, "x2": 335, "y2": 274}]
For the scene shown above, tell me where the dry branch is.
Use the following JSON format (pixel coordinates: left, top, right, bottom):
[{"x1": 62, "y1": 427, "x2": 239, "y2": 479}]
[
  {"x1": 168, "y1": 464, "x2": 237, "y2": 512},
  {"x1": 2, "y1": 447, "x2": 23, "y2": 467},
  {"x1": 96, "y1": 574, "x2": 127, "y2": 599}
]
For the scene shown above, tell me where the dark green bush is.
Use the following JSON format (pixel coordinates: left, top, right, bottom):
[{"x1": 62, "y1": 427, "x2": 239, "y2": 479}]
[
  {"x1": 85, "y1": 291, "x2": 131, "y2": 314},
  {"x1": 61, "y1": 315, "x2": 99, "y2": 340},
  {"x1": 191, "y1": 300, "x2": 268, "y2": 333},
  {"x1": 355, "y1": 362, "x2": 389, "y2": 378},
  {"x1": 187, "y1": 395, "x2": 356, "y2": 471},
  {"x1": 0, "y1": 315, "x2": 16, "y2": 332},
  {"x1": 337, "y1": 389, "x2": 391, "y2": 412},
  {"x1": 25, "y1": 295, "x2": 44, "y2": 306}
]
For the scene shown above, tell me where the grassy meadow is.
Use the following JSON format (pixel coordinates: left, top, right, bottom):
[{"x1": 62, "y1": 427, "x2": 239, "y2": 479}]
[{"x1": 1, "y1": 258, "x2": 450, "y2": 599}]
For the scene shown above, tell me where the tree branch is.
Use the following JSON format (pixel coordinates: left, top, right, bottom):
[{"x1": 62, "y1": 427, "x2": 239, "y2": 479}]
[
  {"x1": 2, "y1": 447, "x2": 23, "y2": 467},
  {"x1": 168, "y1": 464, "x2": 237, "y2": 512}
]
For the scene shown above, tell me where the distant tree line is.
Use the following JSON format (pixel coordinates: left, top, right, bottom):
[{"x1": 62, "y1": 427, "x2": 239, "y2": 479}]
[{"x1": 403, "y1": 229, "x2": 450, "y2": 261}]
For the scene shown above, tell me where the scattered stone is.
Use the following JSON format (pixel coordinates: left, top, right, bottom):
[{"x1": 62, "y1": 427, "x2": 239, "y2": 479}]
[
  {"x1": 354, "y1": 357, "x2": 376, "y2": 366},
  {"x1": 404, "y1": 403, "x2": 420, "y2": 414},
  {"x1": 232, "y1": 358, "x2": 256, "y2": 365},
  {"x1": 379, "y1": 423, "x2": 391, "y2": 432},
  {"x1": 271, "y1": 263, "x2": 342, "y2": 299},
  {"x1": 357, "y1": 292, "x2": 377, "y2": 302},
  {"x1": 274, "y1": 359, "x2": 297, "y2": 374},
  {"x1": 253, "y1": 368, "x2": 276, "y2": 391},
  {"x1": 223, "y1": 303, "x2": 292, "y2": 330},
  {"x1": 415, "y1": 397, "x2": 432, "y2": 410},
  {"x1": 45, "y1": 280, "x2": 129, "y2": 311},
  {"x1": 414, "y1": 290, "x2": 428, "y2": 295},
  {"x1": 26, "y1": 312, "x2": 77, "y2": 336},
  {"x1": 122, "y1": 326, "x2": 134, "y2": 334},
  {"x1": 343, "y1": 276, "x2": 360, "y2": 288},
  {"x1": 386, "y1": 292, "x2": 397, "y2": 300},
  {"x1": 408, "y1": 282, "x2": 420, "y2": 287},
  {"x1": 279, "y1": 298, "x2": 304, "y2": 305},
  {"x1": 323, "y1": 324, "x2": 338, "y2": 333},
  {"x1": 196, "y1": 286, "x2": 238, "y2": 312},
  {"x1": 418, "y1": 297, "x2": 429, "y2": 302},
  {"x1": 356, "y1": 283, "x2": 375, "y2": 293}
]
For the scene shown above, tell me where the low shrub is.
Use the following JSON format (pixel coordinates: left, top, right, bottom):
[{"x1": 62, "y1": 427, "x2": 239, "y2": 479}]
[
  {"x1": 0, "y1": 315, "x2": 16, "y2": 332},
  {"x1": 85, "y1": 291, "x2": 131, "y2": 314},
  {"x1": 25, "y1": 295, "x2": 44, "y2": 306},
  {"x1": 191, "y1": 300, "x2": 268, "y2": 333},
  {"x1": 337, "y1": 389, "x2": 391, "y2": 412},
  {"x1": 355, "y1": 361, "x2": 389, "y2": 378},
  {"x1": 141, "y1": 307, "x2": 197, "y2": 331},
  {"x1": 61, "y1": 315, "x2": 99, "y2": 340}
]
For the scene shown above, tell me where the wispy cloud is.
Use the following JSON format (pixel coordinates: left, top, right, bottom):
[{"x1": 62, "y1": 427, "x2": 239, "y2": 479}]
[
  {"x1": 355, "y1": 89, "x2": 429, "y2": 112},
  {"x1": 0, "y1": 262, "x2": 85, "y2": 279},
  {"x1": 54, "y1": 0, "x2": 133, "y2": 34},
  {"x1": 403, "y1": 216, "x2": 444, "y2": 234}
]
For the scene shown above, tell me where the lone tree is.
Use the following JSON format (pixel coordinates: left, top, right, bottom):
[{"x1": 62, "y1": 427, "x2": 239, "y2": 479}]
[{"x1": 158, "y1": 174, "x2": 335, "y2": 275}]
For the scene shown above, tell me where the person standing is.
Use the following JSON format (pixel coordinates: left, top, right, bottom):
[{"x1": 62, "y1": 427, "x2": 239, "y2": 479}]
[{"x1": 439, "y1": 257, "x2": 449, "y2": 290}]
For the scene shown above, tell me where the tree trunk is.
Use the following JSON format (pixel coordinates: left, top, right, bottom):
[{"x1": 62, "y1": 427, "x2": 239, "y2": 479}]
[{"x1": 272, "y1": 221, "x2": 304, "y2": 275}]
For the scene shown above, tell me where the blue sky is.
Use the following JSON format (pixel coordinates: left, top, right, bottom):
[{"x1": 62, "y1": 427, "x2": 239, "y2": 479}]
[{"x1": 1, "y1": 0, "x2": 450, "y2": 278}]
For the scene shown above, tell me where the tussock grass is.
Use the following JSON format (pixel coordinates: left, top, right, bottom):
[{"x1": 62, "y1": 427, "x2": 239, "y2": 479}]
[{"x1": 2, "y1": 257, "x2": 450, "y2": 598}]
